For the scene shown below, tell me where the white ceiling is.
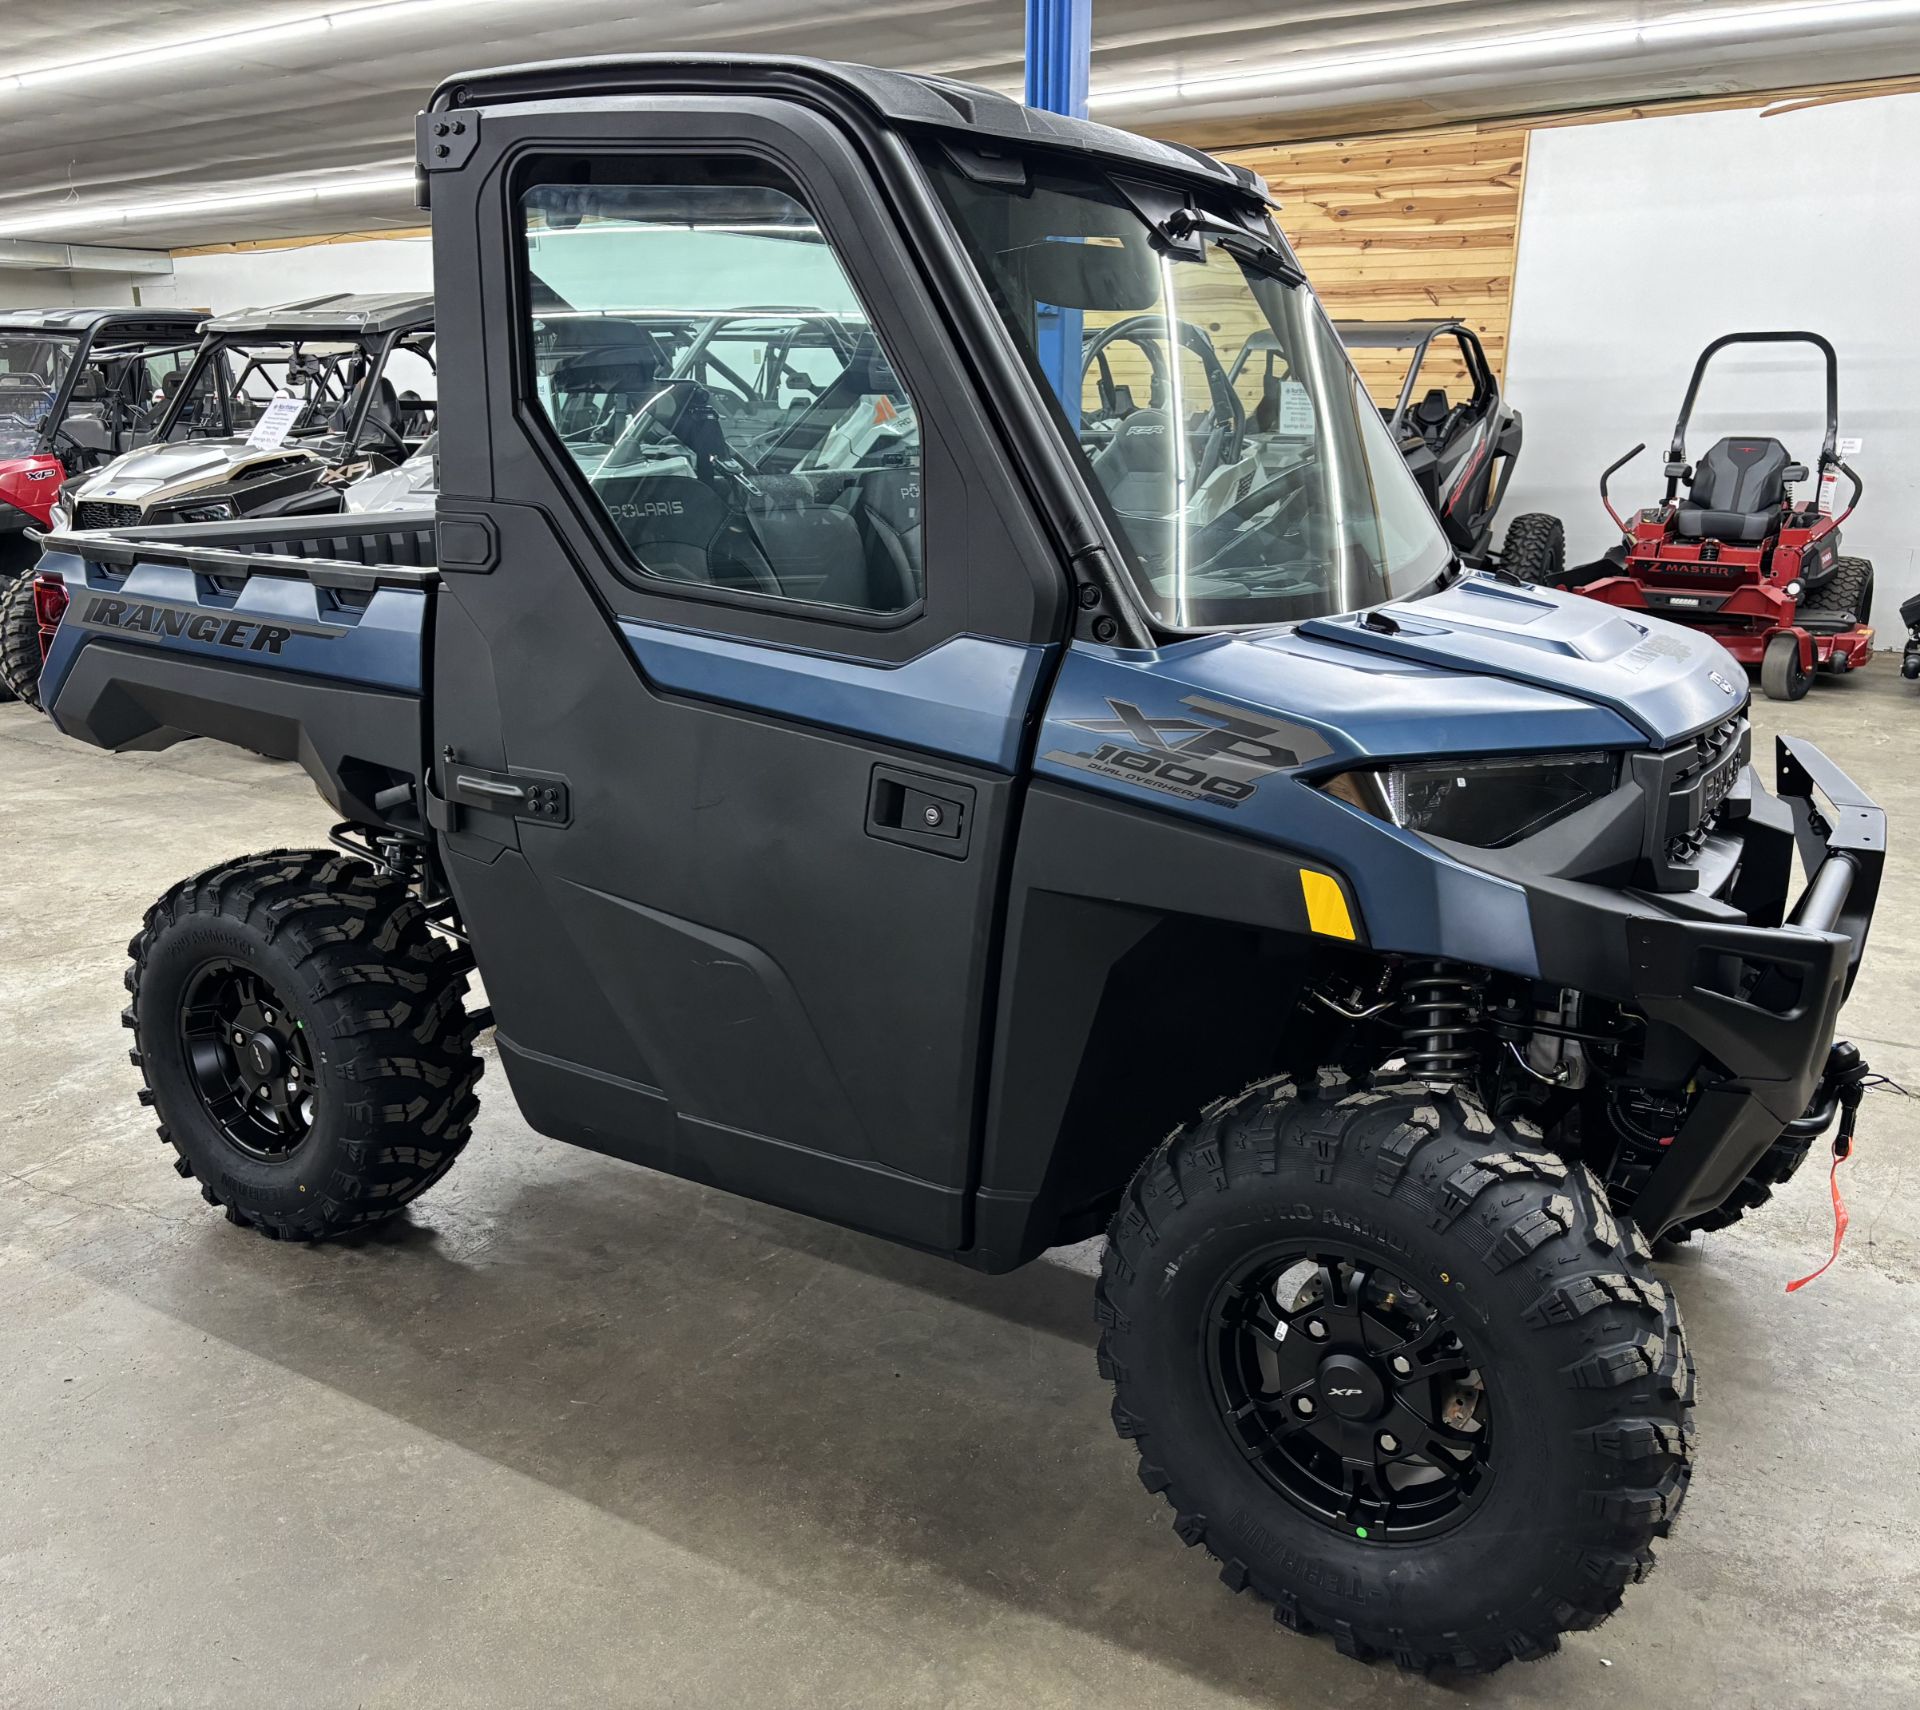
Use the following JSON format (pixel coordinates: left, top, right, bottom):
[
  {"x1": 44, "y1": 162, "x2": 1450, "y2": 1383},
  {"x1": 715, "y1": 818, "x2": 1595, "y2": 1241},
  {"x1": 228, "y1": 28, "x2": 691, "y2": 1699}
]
[{"x1": 4, "y1": 0, "x2": 1918, "y2": 252}]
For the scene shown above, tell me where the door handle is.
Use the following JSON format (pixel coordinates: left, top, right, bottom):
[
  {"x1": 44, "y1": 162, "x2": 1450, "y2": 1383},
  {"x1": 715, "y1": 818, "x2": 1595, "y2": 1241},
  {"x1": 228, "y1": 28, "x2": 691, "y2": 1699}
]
[{"x1": 866, "y1": 765, "x2": 974, "y2": 859}]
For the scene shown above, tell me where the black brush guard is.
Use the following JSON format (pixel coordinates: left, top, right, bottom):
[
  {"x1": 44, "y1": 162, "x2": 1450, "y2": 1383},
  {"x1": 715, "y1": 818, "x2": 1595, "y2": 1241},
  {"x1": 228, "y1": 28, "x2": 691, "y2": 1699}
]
[{"x1": 1628, "y1": 736, "x2": 1883, "y2": 1233}]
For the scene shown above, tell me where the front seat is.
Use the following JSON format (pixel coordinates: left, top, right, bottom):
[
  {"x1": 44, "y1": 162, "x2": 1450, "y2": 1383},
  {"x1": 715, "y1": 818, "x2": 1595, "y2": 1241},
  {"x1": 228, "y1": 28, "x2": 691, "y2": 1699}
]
[
  {"x1": 1409, "y1": 387, "x2": 1456, "y2": 451},
  {"x1": 1091, "y1": 408, "x2": 1176, "y2": 514},
  {"x1": 1676, "y1": 436, "x2": 1792, "y2": 543},
  {"x1": 334, "y1": 375, "x2": 404, "y2": 447}
]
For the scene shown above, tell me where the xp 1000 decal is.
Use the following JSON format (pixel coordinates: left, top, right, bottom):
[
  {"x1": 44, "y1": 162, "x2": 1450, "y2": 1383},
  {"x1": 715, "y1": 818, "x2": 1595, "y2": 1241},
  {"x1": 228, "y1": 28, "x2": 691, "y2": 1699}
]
[{"x1": 1044, "y1": 694, "x2": 1330, "y2": 808}]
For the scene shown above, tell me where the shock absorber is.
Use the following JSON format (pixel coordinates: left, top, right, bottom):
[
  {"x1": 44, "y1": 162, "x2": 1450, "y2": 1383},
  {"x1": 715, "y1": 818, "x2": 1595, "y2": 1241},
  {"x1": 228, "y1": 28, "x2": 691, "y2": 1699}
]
[{"x1": 1398, "y1": 961, "x2": 1481, "y2": 1080}]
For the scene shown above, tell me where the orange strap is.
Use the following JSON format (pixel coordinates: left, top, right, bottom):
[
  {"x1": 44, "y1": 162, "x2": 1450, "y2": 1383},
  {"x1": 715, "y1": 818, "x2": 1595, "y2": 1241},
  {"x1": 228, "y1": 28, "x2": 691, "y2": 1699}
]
[{"x1": 1785, "y1": 1144, "x2": 1852, "y2": 1293}]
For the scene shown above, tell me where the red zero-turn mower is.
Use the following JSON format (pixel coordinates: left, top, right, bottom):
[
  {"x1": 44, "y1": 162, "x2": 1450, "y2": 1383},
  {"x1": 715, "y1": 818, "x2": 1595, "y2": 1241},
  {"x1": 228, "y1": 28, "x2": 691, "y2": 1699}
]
[{"x1": 1569, "y1": 331, "x2": 1873, "y2": 701}]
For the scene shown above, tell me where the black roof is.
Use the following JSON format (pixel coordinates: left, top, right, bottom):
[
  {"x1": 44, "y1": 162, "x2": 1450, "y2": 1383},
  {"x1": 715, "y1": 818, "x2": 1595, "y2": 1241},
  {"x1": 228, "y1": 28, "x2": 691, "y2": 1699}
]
[
  {"x1": 0, "y1": 306, "x2": 204, "y2": 340},
  {"x1": 201, "y1": 292, "x2": 434, "y2": 339},
  {"x1": 1333, "y1": 319, "x2": 1466, "y2": 347},
  {"x1": 428, "y1": 54, "x2": 1270, "y2": 203}
]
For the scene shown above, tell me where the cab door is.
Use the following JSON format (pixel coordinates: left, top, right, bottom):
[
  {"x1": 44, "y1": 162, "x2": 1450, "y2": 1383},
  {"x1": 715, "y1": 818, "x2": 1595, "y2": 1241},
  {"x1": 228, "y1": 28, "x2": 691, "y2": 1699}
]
[{"x1": 426, "y1": 99, "x2": 1067, "y2": 1249}]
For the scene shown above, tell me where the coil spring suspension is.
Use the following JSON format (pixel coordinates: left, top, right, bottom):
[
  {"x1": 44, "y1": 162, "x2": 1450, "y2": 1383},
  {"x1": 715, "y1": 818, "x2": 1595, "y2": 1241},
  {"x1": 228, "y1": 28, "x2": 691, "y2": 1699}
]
[{"x1": 1399, "y1": 962, "x2": 1480, "y2": 1080}]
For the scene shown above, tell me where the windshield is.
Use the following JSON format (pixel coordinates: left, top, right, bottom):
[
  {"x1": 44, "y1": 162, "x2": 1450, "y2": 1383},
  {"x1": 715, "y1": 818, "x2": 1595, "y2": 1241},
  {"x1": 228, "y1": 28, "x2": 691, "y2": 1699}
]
[
  {"x1": 0, "y1": 334, "x2": 75, "y2": 456},
  {"x1": 927, "y1": 155, "x2": 1452, "y2": 628}
]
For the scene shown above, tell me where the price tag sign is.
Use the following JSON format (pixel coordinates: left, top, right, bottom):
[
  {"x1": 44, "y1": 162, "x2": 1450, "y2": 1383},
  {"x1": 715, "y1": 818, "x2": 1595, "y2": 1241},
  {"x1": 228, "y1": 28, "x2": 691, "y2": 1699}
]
[
  {"x1": 246, "y1": 391, "x2": 306, "y2": 451},
  {"x1": 1278, "y1": 379, "x2": 1316, "y2": 437}
]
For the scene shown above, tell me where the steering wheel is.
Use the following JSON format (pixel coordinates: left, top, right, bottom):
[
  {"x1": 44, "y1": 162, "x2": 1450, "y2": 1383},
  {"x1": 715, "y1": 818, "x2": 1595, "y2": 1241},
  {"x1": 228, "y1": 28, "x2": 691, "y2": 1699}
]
[
  {"x1": 355, "y1": 411, "x2": 410, "y2": 466},
  {"x1": 1184, "y1": 455, "x2": 1320, "y2": 576}
]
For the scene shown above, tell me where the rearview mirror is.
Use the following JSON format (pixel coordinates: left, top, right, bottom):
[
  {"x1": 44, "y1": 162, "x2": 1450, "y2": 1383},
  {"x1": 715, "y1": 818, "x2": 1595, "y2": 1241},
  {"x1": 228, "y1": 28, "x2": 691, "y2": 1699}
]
[{"x1": 1013, "y1": 237, "x2": 1159, "y2": 313}]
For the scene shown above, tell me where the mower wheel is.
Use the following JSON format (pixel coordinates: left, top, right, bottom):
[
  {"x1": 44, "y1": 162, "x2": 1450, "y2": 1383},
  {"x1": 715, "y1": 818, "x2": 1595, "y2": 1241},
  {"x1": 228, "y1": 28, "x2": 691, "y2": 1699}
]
[
  {"x1": 1498, "y1": 512, "x2": 1566, "y2": 586},
  {"x1": 1803, "y1": 556, "x2": 1873, "y2": 630},
  {"x1": 0, "y1": 570, "x2": 39, "y2": 708},
  {"x1": 1761, "y1": 633, "x2": 1811, "y2": 701}
]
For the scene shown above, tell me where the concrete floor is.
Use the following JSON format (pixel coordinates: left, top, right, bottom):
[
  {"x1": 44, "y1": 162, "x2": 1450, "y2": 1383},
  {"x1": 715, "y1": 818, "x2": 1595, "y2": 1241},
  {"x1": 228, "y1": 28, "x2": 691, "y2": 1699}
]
[{"x1": 2, "y1": 662, "x2": 1918, "y2": 1710}]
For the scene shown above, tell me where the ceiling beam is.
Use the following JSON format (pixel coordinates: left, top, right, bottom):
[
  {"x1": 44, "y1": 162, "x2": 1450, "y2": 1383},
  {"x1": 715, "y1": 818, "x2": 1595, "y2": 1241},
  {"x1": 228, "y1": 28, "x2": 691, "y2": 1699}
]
[{"x1": 0, "y1": 239, "x2": 173, "y2": 276}]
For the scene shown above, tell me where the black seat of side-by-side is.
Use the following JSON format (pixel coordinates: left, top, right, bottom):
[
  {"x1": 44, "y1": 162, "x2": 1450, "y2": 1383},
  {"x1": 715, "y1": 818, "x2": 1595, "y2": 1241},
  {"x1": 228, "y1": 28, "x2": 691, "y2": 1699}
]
[
  {"x1": 1676, "y1": 436, "x2": 1792, "y2": 543},
  {"x1": 841, "y1": 467, "x2": 923, "y2": 608},
  {"x1": 1410, "y1": 387, "x2": 1455, "y2": 449},
  {"x1": 331, "y1": 375, "x2": 403, "y2": 442},
  {"x1": 1092, "y1": 408, "x2": 1175, "y2": 513}
]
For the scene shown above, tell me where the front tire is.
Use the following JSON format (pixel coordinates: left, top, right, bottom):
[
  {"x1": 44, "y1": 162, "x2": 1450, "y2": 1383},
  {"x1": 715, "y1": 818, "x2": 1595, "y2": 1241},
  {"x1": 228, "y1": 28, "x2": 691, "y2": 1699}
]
[
  {"x1": 1760, "y1": 632, "x2": 1812, "y2": 700},
  {"x1": 0, "y1": 569, "x2": 38, "y2": 707},
  {"x1": 125, "y1": 849, "x2": 483, "y2": 1240},
  {"x1": 1097, "y1": 1078, "x2": 1692, "y2": 1673}
]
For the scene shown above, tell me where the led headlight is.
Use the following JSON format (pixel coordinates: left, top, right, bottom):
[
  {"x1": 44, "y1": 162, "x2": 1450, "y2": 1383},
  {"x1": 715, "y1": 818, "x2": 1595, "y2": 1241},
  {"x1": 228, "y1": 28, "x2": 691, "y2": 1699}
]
[
  {"x1": 1322, "y1": 751, "x2": 1620, "y2": 849},
  {"x1": 48, "y1": 486, "x2": 74, "y2": 531},
  {"x1": 176, "y1": 500, "x2": 236, "y2": 522}
]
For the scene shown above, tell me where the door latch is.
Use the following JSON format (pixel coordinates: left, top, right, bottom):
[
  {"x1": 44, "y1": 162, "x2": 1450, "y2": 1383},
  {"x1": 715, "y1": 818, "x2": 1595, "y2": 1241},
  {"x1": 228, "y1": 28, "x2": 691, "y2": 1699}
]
[
  {"x1": 866, "y1": 765, "x2": 974, "y2": 859},
  {"x1": 427, "y1": 758, "x2": 571, "y2": 830}
]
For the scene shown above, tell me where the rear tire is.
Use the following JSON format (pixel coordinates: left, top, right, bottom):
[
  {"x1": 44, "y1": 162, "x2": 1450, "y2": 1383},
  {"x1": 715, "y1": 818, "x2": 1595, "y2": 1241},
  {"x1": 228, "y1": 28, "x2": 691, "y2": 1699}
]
[
  {"x1": 1498, "y1": 512, "x2": 1566, "y2": 587},
  {"x1": 1761, "y1": 632, "x2": 1811, "y2": 700},
  {"x1": 1802, "y1": 555, "x2": 1873, "y2": 630},
  {"x1": 1097, "y1": 1077, "x2": 1693, "y2": 1673},
  {"x1": 125, "y1": 849, "x2": 483, "y2": 1240},
  {"x1": 0, "y1": 570, "x2": 38, "y2": 708}
]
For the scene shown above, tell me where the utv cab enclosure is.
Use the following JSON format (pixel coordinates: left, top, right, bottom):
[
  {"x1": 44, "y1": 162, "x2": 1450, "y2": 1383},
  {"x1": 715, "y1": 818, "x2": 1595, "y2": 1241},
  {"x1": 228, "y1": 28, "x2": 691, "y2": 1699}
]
[{"x1": 33, "y1": 56, "x2": 1884, "y2": 1676}]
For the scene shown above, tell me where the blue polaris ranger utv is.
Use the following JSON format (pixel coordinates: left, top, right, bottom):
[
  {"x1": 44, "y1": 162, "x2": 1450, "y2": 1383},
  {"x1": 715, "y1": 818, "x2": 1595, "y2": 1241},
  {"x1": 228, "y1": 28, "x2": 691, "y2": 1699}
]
[{"x1": 32, "y1": 56, "x2": 1883, "y2": 1675}]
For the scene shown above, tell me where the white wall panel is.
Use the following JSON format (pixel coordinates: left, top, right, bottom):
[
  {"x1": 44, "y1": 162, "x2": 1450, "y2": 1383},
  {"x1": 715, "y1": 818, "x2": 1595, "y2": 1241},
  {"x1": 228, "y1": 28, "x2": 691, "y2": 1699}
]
[
  {"x1": 1502, "y1": 94, "x2": 1920, "y2": 613},
  {"x1": 145, "y1": 236, "x2": 433, "y2": 317}
]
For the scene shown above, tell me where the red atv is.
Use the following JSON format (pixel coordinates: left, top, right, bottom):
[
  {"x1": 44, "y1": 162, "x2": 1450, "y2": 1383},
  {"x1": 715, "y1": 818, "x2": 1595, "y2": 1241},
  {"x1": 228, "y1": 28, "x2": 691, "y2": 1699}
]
[{"x1": 1561, "y1": 331, "x2": 1872, "y2": 701}]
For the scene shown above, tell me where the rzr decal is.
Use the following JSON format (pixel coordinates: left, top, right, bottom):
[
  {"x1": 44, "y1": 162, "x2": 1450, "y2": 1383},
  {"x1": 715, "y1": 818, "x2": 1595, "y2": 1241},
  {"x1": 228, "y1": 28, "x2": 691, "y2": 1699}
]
[
  {"x1": 1045, "y1": 694, "x2": 1330, "y2": 808},
  {"x1": 73, "y1": 594, "x2": 336, "y2": 656}
]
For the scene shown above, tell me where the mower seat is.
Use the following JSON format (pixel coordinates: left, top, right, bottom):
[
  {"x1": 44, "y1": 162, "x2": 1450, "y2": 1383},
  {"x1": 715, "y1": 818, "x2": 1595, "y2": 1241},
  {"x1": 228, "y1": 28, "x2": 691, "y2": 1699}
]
[{"x1": 1676, "y1": 436, "x2": 1791, "y2": 543}]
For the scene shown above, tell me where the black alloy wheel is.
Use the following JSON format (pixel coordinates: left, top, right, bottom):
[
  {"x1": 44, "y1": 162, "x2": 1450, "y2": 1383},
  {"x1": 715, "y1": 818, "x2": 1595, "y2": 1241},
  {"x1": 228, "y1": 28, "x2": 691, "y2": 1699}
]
[
  {"x1": 1206, "y1": 1245, "x2": 1491, "y2": 1542},
  {"x1": 179, "y1": 960, "x2": 318, "y2": 1159}
]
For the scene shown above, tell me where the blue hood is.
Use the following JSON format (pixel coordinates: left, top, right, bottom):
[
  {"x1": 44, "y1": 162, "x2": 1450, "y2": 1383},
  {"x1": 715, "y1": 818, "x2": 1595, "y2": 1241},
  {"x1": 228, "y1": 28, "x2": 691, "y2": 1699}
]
[{"x1": 1299, "y1": 574, "x2": 1746, "y2": 746}]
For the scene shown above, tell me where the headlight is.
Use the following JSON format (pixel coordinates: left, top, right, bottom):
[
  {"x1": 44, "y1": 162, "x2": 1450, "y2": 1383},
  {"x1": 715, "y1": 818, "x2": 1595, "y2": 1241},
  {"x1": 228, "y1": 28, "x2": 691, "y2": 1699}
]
[
  {"x1": 49, "y1": 491, "x2": 72, "y2": 530},
  {"x1": 1321, "y1": 751, "x2": 1621, "y2": 849},
  {"x1": 176, "y1": 500, "x2": 235, "y2": 522}
]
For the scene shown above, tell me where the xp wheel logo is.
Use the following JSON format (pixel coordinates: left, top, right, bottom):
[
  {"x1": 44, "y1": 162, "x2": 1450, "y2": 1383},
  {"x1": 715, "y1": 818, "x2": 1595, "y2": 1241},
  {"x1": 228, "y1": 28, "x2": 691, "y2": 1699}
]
[{"x1": 1046, "y1": 694, "x2": 1330, "y2": 808}]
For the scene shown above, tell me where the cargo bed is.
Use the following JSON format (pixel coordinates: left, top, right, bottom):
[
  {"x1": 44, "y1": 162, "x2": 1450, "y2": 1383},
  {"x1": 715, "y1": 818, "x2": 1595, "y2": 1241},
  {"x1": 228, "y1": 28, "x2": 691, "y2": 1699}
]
[{"x1": 36, "y1": 511, "x2": 438, "y2": 828}]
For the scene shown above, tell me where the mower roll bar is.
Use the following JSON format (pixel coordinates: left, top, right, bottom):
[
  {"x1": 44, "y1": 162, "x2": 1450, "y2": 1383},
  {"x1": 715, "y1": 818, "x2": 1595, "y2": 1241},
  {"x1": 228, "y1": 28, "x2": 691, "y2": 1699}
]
[
  {"x1": 1667, "y1": 329, "x2": 1840, "y2": 472},
  {"x1": 1600, "y1": 442, "x2": 1646, "y2": 534}
]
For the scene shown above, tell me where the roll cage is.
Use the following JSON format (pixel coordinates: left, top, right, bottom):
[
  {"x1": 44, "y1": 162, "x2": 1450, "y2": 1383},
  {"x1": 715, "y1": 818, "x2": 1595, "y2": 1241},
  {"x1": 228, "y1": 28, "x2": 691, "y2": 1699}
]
[
  {"x1": 155, "y1": 304, "x2": 437, "y2": 468},
  {"x1": 0, "y1": 310, "x2": 202, "y2": 464}
]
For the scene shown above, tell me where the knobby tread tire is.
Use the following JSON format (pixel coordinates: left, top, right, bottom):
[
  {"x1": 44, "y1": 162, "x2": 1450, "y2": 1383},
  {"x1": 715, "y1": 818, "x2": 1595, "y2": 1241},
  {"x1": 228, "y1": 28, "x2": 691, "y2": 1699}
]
[
  {"x1": 1096, "y1": 1076, "x2": 1693, "y2": 1675},
  {"x1": 125, "y1": 849, "x2": 483, "y2": 1240},
  {"x1": 1499, "y1": 513, "x2": 1567, "y2": 587},
  {"x1": 0, "y1": 569, "x2": 39, "y2": 708}
]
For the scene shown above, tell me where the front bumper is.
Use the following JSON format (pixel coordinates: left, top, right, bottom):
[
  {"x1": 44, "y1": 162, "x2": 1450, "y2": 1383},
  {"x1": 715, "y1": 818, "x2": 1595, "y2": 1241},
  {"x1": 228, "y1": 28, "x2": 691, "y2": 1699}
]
[{"x1": 1454, "y1": 735, "x2": 1883, "y2": 1235}]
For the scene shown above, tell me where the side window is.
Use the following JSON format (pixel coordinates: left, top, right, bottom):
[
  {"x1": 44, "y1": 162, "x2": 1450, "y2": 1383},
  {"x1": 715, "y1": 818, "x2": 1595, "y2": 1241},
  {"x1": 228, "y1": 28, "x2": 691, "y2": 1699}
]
[{"x1": 519, "y1": 158, "x2": 923, "y2": 616}]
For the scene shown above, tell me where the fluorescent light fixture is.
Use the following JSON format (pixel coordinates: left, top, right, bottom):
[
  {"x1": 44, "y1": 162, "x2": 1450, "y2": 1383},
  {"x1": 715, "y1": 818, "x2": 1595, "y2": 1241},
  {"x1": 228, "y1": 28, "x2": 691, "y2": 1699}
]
[
  {"x1": 1089, "y1": 0, "x2": 1920, "y2": 108},
  {"x1": 0, "y1": 172, "x2": 420, "y2": 238},
  {"x1": 0, "y1": 0, "x2": 492, "y2": 93}
]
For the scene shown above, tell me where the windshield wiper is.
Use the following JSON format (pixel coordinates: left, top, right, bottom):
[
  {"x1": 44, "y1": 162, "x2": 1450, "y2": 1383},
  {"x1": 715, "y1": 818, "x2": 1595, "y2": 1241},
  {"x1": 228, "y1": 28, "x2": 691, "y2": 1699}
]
[{"x1": 1160, "y1": 207, "x2": 1306, "y2": 285}]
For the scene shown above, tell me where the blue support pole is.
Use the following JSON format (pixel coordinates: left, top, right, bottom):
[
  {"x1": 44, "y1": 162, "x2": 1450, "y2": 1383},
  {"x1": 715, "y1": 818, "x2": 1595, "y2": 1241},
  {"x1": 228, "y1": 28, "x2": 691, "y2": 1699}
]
[{"x1": 1025, "y1": 0, "x2": 1091, "y2": 423}]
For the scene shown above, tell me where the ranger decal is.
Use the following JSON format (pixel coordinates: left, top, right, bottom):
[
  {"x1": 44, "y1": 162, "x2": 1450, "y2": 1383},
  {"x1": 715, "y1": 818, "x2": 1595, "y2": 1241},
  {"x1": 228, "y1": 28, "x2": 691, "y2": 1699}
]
[{"x1": 74, "y1": 595, "x2": 336, "y2": 656}]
